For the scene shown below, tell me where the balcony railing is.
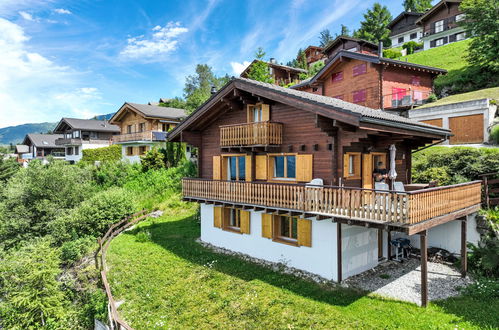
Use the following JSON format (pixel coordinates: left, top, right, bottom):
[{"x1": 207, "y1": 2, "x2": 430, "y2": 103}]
[
  {"x1": 220, "y1": 121, "x2": 283, "y2": 147},
  {"x1": 383, "y1": 90, "x2": 432, "y2": 109},
  {"x1": 112, "y1": 130, "x2": 167, "y2": 143},
  {"x1": 182, "y1": 179, "x2": 482, "y2": 226}
]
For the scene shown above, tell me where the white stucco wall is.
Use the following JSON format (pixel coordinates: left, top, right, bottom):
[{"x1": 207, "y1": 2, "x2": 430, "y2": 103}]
[
  {"x1": 422, "y1": 27, "x2": 467, "y2": 50},
  {"x1": 390, "y1": 27, "x2": 422, "y2": 48},
  {"x1": 200, "y1": 204, "x2": 381, "y2": 281}
]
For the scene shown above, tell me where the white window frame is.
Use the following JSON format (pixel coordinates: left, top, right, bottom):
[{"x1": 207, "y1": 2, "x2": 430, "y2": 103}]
[
  {"x1": 456, "y1": 13, "x2": 465, "y2": 22},
  {"x1": 435, "y1": 20, "x2": 444, "y2": 33},
  {"x1": 456, "y1": 32, "x2": 466, "y2": 41},
  {"x1": 435, "y1": 38, "x2": 444, "y2": 47}
]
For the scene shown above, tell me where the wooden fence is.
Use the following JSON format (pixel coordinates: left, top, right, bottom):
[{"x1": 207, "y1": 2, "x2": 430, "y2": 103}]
[
  {"x1": 182, "y1": 179, "x2": 482, "y2": 225},
  {"x1": 219, "y1": 121, "x2": 282, "y2": 147},
  {"x1": 95, "y1": 209, "x2": 150, "y2": 330},
  {"x1": 481, "y1": 172, "x2": 499, "y2": 208}
]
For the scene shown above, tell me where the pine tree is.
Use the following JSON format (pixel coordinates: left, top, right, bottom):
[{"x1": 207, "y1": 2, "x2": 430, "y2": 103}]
[
  {"x1": 340, "y1": 24, "x2": 350, "y2": 36},
  {"x1": 319, "y1": 29, "x2": 334, "y2": 47},
  {"x1": 403, "y1": 0, "x2": 432, "y2": 12},
  {"x1": 246, "y1": 47, "x2": 273, "y2": 83},
  {"x1": 354, "y1": 3, "x2": 393, "y2": 47}
]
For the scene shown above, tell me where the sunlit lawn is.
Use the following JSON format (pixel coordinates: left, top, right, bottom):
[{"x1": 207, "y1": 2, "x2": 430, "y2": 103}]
[{"x1": 107, "y1": 210, "x2": 499, "y2": 329}]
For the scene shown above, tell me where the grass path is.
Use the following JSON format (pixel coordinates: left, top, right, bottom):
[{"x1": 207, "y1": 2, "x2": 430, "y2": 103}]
[{"x1": 107, "y1": 211, "x2": 499, "y2": 329}]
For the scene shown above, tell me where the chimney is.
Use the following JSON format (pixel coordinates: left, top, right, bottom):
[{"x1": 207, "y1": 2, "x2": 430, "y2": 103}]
[
  {"x1": 210, "y1": 85, "x2": 217, "y2": 95},
  {"x1": 269, "y1": 57, "x2": 276, "y2": 64},
  {"x1": 378, "y1": 41, "x2": 383, "y2": 58}
]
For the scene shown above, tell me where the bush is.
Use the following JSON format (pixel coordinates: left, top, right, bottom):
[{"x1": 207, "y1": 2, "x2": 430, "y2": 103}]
[
  {"x1": 426, "y1": 93, "x2": 438, "y2": 103},
  {"x1": 461, "y1": 278, "x2": 499, "y2": 299},
  {"x1": 383, "y1": 48, "x2": 402, "y2": 59},
  {"x1": 92, "y1": 161, "x2": 141, "y2": 188},
  {"x1": 0, "y1": 157, "x2": 20, "y2": 184},
  {"x1": 141, "y1": 147, "x2": 166, "y2": 171},
  {"x1": 60, "y1": 236, "x2": 96, "y2": 265},
  {"x1": 81, "y1": 144, "x2": 122, "y2": 162},
  {"x1": 402, "y1": 41, "x2": 422, "y2": 55},
  {"x1": 490, "y1": 125, "x2": 499, "y2": 144},
  {"x1": 467, "y1": 238, "x2": 499, "y2": 278},
  {"x1": 412, "y1": 166, "x2": 452, "y2": 185},
  {"x1": 135, "y1": 230, "x2": 152, "y2": 243}
]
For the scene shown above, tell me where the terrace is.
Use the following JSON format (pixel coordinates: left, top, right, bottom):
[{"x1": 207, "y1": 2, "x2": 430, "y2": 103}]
[
  {"x1": 219, "y1": 121, "x2": 283, "y2": 149},
  {"x1": 112, "y1": 130, "x2": 167, "y2": 143}
]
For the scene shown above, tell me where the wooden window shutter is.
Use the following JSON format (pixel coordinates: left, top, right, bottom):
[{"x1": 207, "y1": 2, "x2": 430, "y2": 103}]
[
  {"x1": 354, "y1": 154, "x2": 361, "y2": 177},
  {"x1": 245, "y1": 155, "x2": 253, "y2": 182},
  {"x1": 343, "y1": 154, "x2": 349, "y2": 178},
  {"x1": 297, "y1": 218, "x2": 312, "y2": 247},
  {"x1": 240, "y1": 210, "x2": 251, "y2": 234},
  {"x1": 255, "y1": 155, "x2": 267, "y2": 180},
  {"x1": 213, "y1": 156, "x2": 221, "y2": 180},
  {"x1": 223, "y1": 208, "x2": 231, "y2": 228},
  {"x1": 296, "y1": 154, "x2": 313, "y2": 182},
  {"x1": 362, "y1": 153, "x2": 373, "y2": 189},
  {"x1": 247, "y1": 105, "x2": 253, "y2": 123},
  {"x1": 261, "y1": 213, "x2": 273, "y2": 238},
  {"x1": 214, "y1": 207, "x2": 222, "y2": 228},
  {"x1": 261, "y1": 104, "x2": 270, "y2": 121}
]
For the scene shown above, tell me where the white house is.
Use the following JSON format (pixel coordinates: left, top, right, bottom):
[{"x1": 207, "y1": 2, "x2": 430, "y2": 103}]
[{"x1": 388, "y1": 11, "x2": 424, "y2": 48}]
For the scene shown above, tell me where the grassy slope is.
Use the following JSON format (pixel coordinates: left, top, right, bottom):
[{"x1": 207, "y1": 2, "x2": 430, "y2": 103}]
[
  {"x1": 107, "y1": 211, "x2": 499, "y2": 329},
  {"x1": 417, "y1": 87, "x2": 499, "y2": 109}
]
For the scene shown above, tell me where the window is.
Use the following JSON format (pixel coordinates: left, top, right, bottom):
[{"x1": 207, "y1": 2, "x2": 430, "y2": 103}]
[
  {"x1": 312, "y1": 87, "x2": 318, "y2": 92},
  {"x1": 65, "y1": 133, "x2": 71, "y2": 139},
  {"x1": 411, "y1": 76, "x2": 421, "y2": 86},
  {"x1": 66, "y1": 147, "x2": 73, "y2": 155},
  {"x1": 277, "y1": 216, "x2": 298, "y2": 241},
  {"x1": 228, "y1": 208, "x2": 242, "y2": 230},
  {"x1": 435, "y1": 38, "x2": 444, "y2": 46},
  {"x1": 346, "y1": 46, "x2": 357, "y2": 52},
  {"x1": 410, "y1": 32, "x2": 417, "y2": 40},
  {"x1": 227, "y1": 156, "x2": 246, "y2": 181},
  {"x1": 456, "y1": 32, "x2": 466, "y2": 41},
  {"x1": 398, "y1": 36, "x2": 404, "y2": 44},
  {"x1": 352, "y1": 63, "x2": 367, "y2": 76},
  {"x1": 455, "y1": 13, "x2": 465, "y2": 22},
  {"x1": 138, "y1": 123, "x2": 146, "y2": 132},
  {"x1": 331, "y1": 71, "x2": 343, "y2": 83},
  {"x1": 214, "y1": 207, "x2": 250, "y2": 234},
  {"x1": 248, "y1": 104, "x2": 269, "y2": 123},
  {"x1": 252, "y1": 104, "x2": 263, "y2": 122},
  {"x1": 435, "y1": 20, "x2": 444, "y2": 33},
  {"x1": 392, "y1": 87, "x2": 407, "y2": 101},
  {"x1": 126, "y1": 147, "x2": 134, "y2": 156},
  {"x1": 139, "y1": 146, "x2": 147, "y2": 155},
  {"x1": 273, "y1": 155, "x2": 296, "y2": 180},
  {"x1": 352, "y1": 89, "x2": 367, "y2": 103},
  {"x1": 74, "y1": 146, "x2": 79, "y2": 155},
  {"x1": 72, "y1": 130, "x2": 80, "y2": 138},
  {"x1": 127, "y1": 125, "x2": 133, "y2": 134},
  {"x1": 344, "y1": 152, "x2": 361, "y2": 179}
]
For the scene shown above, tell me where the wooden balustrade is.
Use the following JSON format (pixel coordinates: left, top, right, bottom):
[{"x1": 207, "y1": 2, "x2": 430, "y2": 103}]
[
  {"x1": 182, "y1": 179, "x2": 482, "y2": 225},
  {"x1": 219, "y1": 122, "x2": 283, "y2": 147},
  {"x1": 112, "y1": 131, "x2": 154, "y2": 143}
]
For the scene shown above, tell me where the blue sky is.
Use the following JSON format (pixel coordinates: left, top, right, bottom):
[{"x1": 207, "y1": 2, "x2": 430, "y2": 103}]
[{"x1": 0, "y1": 0, "x2": 407, "y2": 128}]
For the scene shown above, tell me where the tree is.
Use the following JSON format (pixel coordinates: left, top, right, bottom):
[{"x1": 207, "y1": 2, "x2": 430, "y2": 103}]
[
  {"x1": 319, "y1": 29, "x2": 334, "y2": 47},
  {"x1": 354, "y1": 3, "x2": 392, "y2": 47},
  {"x1": 460, "y1": 0, "x2": 499, "y2": 74},
  {"x1": 340, "y1": 24, "x2": 350, "y2": 37},
  {"x1": 141, "y1": 147, "x2": 166, "y2": 172},
  {"x1": 160, "y1": 143, "x2": 186, "y2": 168},
  {"x1": 246, "y1": 47, "x2": 273, "y2": 83},
  {"x1": 403, "y1": 0, "x2": 432, "y2": 12},
  {"x1": 160, "y1": 97, "x2": 187, "y2": 110},
  {"x1": 296, "y1": 48, "x2": 307, "y2": 70},
  {"x1": 0, "y1": 158, "x2": 19, "y2": 183}
]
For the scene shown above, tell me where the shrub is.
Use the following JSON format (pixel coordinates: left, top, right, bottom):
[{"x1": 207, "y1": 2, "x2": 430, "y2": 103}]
[
  {"x1": 467, "y1": 238, "x2": 499, "y2": 278},
  {"x1": 60, "y1": 236, "x2": 96, "y2": 265},
  {"x1": 81, "y1": 144, "x2": 121, "y2": 162},
  {"x1": 490, "y1": 125, "x2": 499, "y2": 144},
  {"x1": 412, "y1": 166, "x2": 452, "y2": 185},
  {"x1": 0, "y1": 157, "x2": 20, "y2": 184},
  {"x1": 92, "y1": 161, "x2": 141, "y2": 188},
  {"x1": 461, "y1": 278, "x2": 499, "y2": 299},
  {"x1": 383, "y1": 48, "x2": 402, "y2": 59},
  {"x1": 426, "y1": 93, "x2": 438, "y2": 103},
  {"x1": 402, "y1": 41, "x2": 422, "y2": 55},
  {"x1": 135, "y1": 230, "x2": 152, "y2": 243},
  {"x1": 141, "y1": 147, "x2": 165, "y2": 172}
]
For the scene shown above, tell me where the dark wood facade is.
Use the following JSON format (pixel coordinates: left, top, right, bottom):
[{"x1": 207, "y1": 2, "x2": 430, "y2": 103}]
[
  {"x1": 388, "y1": 12, "x2": 424, "y2": 37},
  {"x1": 322, "y1": 36, "x2": 379, "y2": 59},
  {"x1": 417, "y1": 0, "x2": 463, "y2": 37}
]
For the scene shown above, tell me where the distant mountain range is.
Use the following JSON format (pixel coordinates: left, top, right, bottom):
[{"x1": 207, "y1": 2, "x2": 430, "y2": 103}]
[{"x1": 0, "y1": 113, "x2": 115, "y2": 145}]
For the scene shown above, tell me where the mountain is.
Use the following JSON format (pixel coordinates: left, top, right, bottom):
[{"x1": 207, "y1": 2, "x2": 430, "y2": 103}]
[
  {"x1": 92, "y1": 112, "x2": 115, "y2": 121},
  {"x1": 0, "y1": 122, "x2": 58, "y2": 145}
]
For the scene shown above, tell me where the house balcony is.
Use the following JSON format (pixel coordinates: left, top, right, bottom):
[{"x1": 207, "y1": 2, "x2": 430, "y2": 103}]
[
  {"x1": 112, "y1": 130, "x2": 167, "y2": 143},
  {"x1": 219, "y1": 121, "x2": 283, "y2": 149},
  {"x1": 182, "y1": 178, "x2": 482, "y2": 234},
  {"x1": 55, "y1": 138, "x2": 111, "y2": 146},
  {"x1": 383, "y1": 90, "x2": 432, "y2": 110}
]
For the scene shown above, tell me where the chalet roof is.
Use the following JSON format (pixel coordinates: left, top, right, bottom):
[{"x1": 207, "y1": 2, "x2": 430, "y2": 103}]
[
  {"x1": 322, "y1": 36, "x2": 379, "y2": 54},
  {"x1": 169, "y1": 77, "x2": 450, "y2": 141},
  {"x1": 301, "y1": 50, "x2": 447, "y2": 87},
  {"x1": 15, "y1": 145, "x2": 29, "y2": 153},
  {"x1": 240, "y1": 60, "x2": 307, "y2": 77},
  {"x1": 415, "y1": 0, "x2": 462, "y2": 24},
  {"x1": 53, "y1": 118, "x2": 120, "y2": 133},
  {"x1": 109, "y1": 102, "x2": 187, "y2": 124},
  {"x1": 303, "y1": 45, "x2": 324, "y2": 53},
  {"x1": 23, "y1": 134, "x2": 64, "y2": 148},
  {"x1": 387, "y1": 11, "x2": 424, "y2": 29}
]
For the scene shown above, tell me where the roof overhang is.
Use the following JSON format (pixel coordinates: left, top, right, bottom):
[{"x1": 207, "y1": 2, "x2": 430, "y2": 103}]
[
  {"x1": 415, "y1": 0, "x2": 461, "y2": 24},
  {"x1": 387, "y1": 11, "x2": 424, "y2": 29},
  {"x1": 53, "y1": 118, "x2": 72, "y2": 133},
  {"x1": 323, "y1": 36, "x2": 378, "y2": 55}
]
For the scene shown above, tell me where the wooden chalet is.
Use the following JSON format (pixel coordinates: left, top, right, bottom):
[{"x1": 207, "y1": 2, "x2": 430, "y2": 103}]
[
  {"x1": 240, "y1": 59, "x2": 307, "y2": 86},
  {"x1": 292, "y1": 50, "x2": 446, "y2": 110},
  {"x1": 302, "y1": 45, "x2": 326, "y2": 66},
  {"x1": 170, "y1": 77, "x2": 481, "y2": 306},
  {"x1": 20, "y1": 133, "x2": 65, "y2": 161},
  {"x1": 322, "y1": 36, "x2": 379, "y2": 59}
]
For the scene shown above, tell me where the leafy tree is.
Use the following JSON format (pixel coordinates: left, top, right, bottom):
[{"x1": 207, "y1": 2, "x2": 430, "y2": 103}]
[
  {"x1": 246, "y1": 47, "x2": 273, "y2": 83},
  {"x1": 160, "y1": 97, "x2": 187, "y2": 110},
  {"x1": 141, "y1": 147, "x2": 166, "y2": 172},
  {"x1": 403, "y1": 0, "x2": 432, "y2": 12},
  {"x1": 354, "y1": 3, "x2": 392, "y2": 47},
  {"x1": 460, "y1": 0, "x2": 499, "y2": 74},
  {"x1": 161, "y1": 143, "x2": 186, "y2": 168},
  {"x1": 0, "y1": 239, "x2": 68, "y2": 328},
  {"x1": 383, "y1": 48, "x2": 402, "y2": 59},
  {"x1": 0, "y1": 158, "x2": 19, "y2": 183},
  {"x1": 402, "y1": 41, "x2": 423, "y2": 54},
  {"x1": 319, "y1": 29, "x2": 334, "y2": 47}
]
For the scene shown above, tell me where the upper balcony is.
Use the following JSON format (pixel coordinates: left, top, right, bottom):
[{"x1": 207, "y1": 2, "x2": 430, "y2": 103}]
[
  {"x1": 220, "y1": 121, "x2": 283, "y2": 150},
  {"x1": 55, "y1": 138, "x2": 111, "y2": 146},
  {"x1": 383, "y1": 89, "x2": 432, "y2": 110},
  {"x1": 112, "y1": 130, "x2": 167, "y2": 143},
  {"x1": 182, "y1": 179, "x2": 482, "y2": 234}
]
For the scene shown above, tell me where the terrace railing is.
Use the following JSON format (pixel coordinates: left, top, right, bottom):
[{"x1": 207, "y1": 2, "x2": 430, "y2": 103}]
[
  {"x1": 112, "y1": 130, "x2": 167, "y2": 143},
  {"x1": 220, "y1": 122, "x2": 283, "y2": 147},
  {"x1": 182, "y1": 179, "x2": 482, "y2": 225}
]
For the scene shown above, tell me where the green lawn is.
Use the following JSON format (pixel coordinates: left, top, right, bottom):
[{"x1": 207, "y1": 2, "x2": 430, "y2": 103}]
[
  {"x1": 417, "y1": 87, "x2": 499, "y2": 109},
  {"x1": 107, "y1": 211, "x2": 499, "y2": 329}
]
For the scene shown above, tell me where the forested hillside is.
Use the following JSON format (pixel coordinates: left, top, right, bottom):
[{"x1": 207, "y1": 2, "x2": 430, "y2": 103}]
[{"x1": 0, "y1": 122, "x2": 57, "y2": 145}]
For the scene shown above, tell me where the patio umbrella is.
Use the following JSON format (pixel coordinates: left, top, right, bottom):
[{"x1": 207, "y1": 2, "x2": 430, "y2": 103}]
[{"x1": 388, "y1": 144, "x2": 397, "y2": 190}]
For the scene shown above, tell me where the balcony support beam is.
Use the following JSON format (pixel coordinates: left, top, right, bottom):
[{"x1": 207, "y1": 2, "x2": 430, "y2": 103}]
[
  {"x1": 337, "y1": 222, "x2": 342, "y2": 283},
  {"x1": 420, "y1": 230, "x2": 428, "y2": 307},
  {"x1": 461, "y1": 216, "x2": 467, "y2": 278}
]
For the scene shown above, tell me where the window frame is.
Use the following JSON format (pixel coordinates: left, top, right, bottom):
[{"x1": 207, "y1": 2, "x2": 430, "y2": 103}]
[
  {"x1": 435, "y1": 20, "x2": 444, "y2": 33},
  {"x1": 398, "y1": 36, "x2": 404, "y2": 44},
  {"x1": 331, "y1": 71, "x2": 343, "y2": 83},
  {"x1": 455, "y1": 13, "x2": 465, "y2": 22},
  {"x1": 127, "y1": 125, "x2": 133, "y2": 134},
  {"x1": 268, "y1": 153, "x2": 297, "y2": 181},
  {"x1": 138, "y1": 122, "x2": 146, "y2": 133},
  {"x1": 352, "y1": 63, "x2": 367, "y2": 77},
  {"x1": 139, "y1": 146, "x2": 147, "y2": 155},
  {"x1": 126, "y1": 146, "x2": 134, "y2": 156},
  {"x1": 410, "y1": 32, "x2": 417, "y2": 40},
  {"x1": 224, "y1": 155, "x2": 246, "y2": 181},
  {"x1": 344, "y1": 152, "x2": 361, "y2": 180},
  {"x1": 352, "y1": 89, "x2": 367, "y2": 104},
  {"x1": 227, "y1": 208, "x2": 242, "y2": 232}
]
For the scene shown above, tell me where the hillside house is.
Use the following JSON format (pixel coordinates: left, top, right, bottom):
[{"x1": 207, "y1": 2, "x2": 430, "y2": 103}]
[
  {"x1": 169, "y1": 77, "x2": 481, "y2": 306},
  {"x1": 322, "y1": 36, "x2": 379, "y2": 59},
  {"x1": 292, "y1": 50, "x2": 446, "y2": 110},
  {"x1": 240, "y1": 59, "x2": 307, "y2": 86},
  {"x1": 19, "y1": 133, "x2": 65, "y2": 162},
  {"x1": 388, "y1": 11, "x2": 424, "y2": 47},
  {"x1": 302, "y1": 46, "x2": 326, "y2": 67},
  {"x1": 109, "y1": 102, "x2": 187, "y2": 163},
  {"x1": 53, "y1": 118, "x2": 120, "y2": 163},
  {"x1": 416, "y1": 0, "x2": 468, "y2": 50}
]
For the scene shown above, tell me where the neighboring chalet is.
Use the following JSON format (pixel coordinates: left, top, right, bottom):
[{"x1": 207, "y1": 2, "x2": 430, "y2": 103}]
[
  {"x1": 302, "y1": 46, "x2": 326, "y2": 67},
  {"x1": 416, "y1": 0, "x2": 468, "y2": 50},
  {"x1": 19, "y1": 134, "x2": 65, "y2": 162},
  {"x1": 240, "y1": 59, "x2": 307, "y2": 86},
  {"x1": 53, "y1": 118, "x2": 120, "y2": 163},
  {"x1": 109, "y1": 102, "x2": 187, "y2": 163},
  {"x1": 292, "y1": 50, "x2": 446, "y2": 110},
  {"x1": 169, "y1": 77, "x2": 481, "y2": 306},
  {"x1": 15, "y1": 144, "x2": 30, "y2": 164},
  {"x1": 322, "y1": 36, "x2": 379, "y2": 59},
  {"x1": 388, "y1": 11, "x2": 424, "y2": 47}
]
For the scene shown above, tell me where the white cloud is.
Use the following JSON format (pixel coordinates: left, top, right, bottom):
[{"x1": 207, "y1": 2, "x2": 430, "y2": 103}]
[
  {"x1": 19, "y1": 11, "x2": 36, "y2": 21},
  {"x1": 120, "y1": 22, "x2": 188, "y2": 61},
  {"x1": 53, "y1": 8, "x2": 72, "y2": 14},
  {"x1": 230, "y1": 61, "x2": 251, "y2": 75}
]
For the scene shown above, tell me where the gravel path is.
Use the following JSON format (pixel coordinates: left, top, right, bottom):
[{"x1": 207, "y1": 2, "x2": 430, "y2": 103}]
[{"x1": 344, "y1": 258, "x2": 473, "y2": 305}]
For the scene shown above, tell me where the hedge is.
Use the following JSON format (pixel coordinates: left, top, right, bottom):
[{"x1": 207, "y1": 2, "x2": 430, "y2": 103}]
[{"x1": 81, "y1": 144, "x2": 121, "y2": 162}]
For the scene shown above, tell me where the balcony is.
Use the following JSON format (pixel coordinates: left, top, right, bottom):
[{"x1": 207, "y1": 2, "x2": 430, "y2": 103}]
[
  {"x1": 56, "y1": 138, "x2": 112, "y2": 145},
  {"x1": 182, "y1": 179, "x2": 482, "y2": 234},
  {"x1": 112, "y1": 130, "x2": 167, "y2": 143},
  {"x1": 383, "y1": 90, "x2": 432, "y2": 110},
  {"x1": 219, "y1": 122, "x2": 283, "y2": 148}
]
